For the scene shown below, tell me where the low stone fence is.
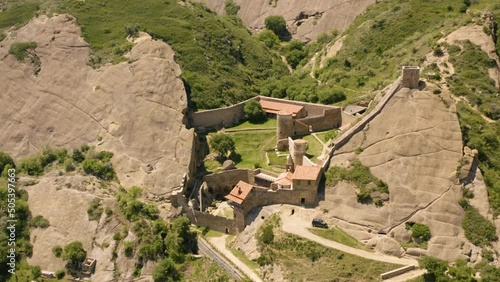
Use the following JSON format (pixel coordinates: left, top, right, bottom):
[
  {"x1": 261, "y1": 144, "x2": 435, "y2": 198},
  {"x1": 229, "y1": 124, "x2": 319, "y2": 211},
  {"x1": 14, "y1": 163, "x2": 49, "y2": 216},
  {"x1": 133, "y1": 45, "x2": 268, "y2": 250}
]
[{"x1": 380, "y1": 265, "x2": 416, "y2": 280}]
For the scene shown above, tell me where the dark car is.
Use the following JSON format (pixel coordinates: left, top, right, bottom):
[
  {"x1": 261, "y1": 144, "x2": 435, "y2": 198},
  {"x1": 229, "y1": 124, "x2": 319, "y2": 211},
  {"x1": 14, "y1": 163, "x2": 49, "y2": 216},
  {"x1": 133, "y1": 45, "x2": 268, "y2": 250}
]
[{"x1": 312, "y1": 218, "x2": 328, "y2": 228}]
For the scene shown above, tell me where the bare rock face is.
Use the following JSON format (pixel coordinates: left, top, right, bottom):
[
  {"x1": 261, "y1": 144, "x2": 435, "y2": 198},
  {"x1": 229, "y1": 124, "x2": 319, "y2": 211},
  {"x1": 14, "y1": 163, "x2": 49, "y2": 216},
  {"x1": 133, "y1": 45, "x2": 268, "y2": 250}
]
[
  {"x1": 24, "y1": 174, "x2": 130, "y2": 280},
  {"x1": 194, "y1": 0, "x2": 376, "y2": 41},
  {"x1": 0, "y1": 15, "x2": 194, "y2": 195},
  {"x1": 323, "y1": 88, "x2": 466, "y2": 261},
  {"x1": 374, "y1": 237, "x2": 405, "y2": 257}
]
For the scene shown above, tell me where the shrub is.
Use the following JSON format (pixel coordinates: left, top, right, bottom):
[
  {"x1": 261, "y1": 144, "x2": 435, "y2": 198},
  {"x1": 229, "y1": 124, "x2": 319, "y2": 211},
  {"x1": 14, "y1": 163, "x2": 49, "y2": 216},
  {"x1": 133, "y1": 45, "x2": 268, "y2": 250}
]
[
  {"x1": 52, "y1": 245, "x2": 63, "y2": 258},
  {"x1": 411, "y1": 223, "x2": 431, "y2": 242},
  {"x1": 9, "y1": 42, "x2": 37, "y2": 61},
  {"x1": 0, "y1": 151, "x2": 15, "y2": 175},
  {"x1": 82, "y1": 158, "x2": 116, "y2": 180},
  {"x1": 433, "y1": 88, "x2": 442, "y2": 94},
  {"x1": 354, "y1": 147, "x2": 363, "y2": 154},
  {"x1": 72, "y1": 149, "x2": 85, "y2": 163},
  {"x1": 225, "y1": 0, "x2": 240, "y2": 16},
  {"x1": 259, "y1": 224, "x2": 274, "y2": 245},
  {"x1": 153, "y1": 258, "x2": 180, "y2": 282},
  {"x1": 55, "y1": 270, "x2": 65, "y2": 279},
  {"x1": 462, "y1": 207, "x2": 497, "y2": 246},
  {"x1": 117, "y1": 186, "x2": 159, "y2": 221},
  {"x1": 62, "y1": 241, "x2": 86, "y2": 270},
  {"x1": 265, "y1": 15, "x2": 288, "y2": 40},
  {"x1": 113, "y1": 232, "x2": 122, "y2": 241},
  {"x1": 87, "y1": 198, "x2": 103, "y2": 221},
  {"x1": 244, "y1": 100, "x2": 266, "y2": 122},
  {"x1": 256, "y1": 30, "x2": 280, "y2": 48},
  {"x1": 124, "y1": 24, "x2": 140, "y2": 37},
  {"x1": 29, "y1": 215, "x2": 50, "y2": 228},
  {"x1": 64, "y1": 160, "x2": 75, "y2": 172},
  {"x1": 124, "y1": 241, "x2": 134, "y2": 257},
  {"x1": 323, "y1": 130, "x2": 339, "y2": 141},
  {"x1": 209, "y1": 134, "x2": 236, "y2": 158}
]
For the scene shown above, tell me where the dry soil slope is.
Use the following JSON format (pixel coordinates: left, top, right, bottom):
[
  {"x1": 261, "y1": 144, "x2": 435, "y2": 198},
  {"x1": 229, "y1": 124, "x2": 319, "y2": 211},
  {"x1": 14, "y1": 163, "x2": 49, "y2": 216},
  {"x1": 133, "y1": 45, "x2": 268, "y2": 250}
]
[
  {"x1": 0, "y1": 15, "x2": 194, "y2": 195},
  {"x1": 194, "y1": 0, "x2": 375, "y2": 41},
  {"x1": 325, "y1": 88, "x2": 466, "y2": 261}
]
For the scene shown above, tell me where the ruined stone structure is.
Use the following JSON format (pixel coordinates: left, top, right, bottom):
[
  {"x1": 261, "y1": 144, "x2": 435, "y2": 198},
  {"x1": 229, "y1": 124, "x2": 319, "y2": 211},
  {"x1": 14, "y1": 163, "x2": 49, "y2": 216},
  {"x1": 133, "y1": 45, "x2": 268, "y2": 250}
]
[{"x1": 402, "y1": 66, "x2": 420, "y2": 89}]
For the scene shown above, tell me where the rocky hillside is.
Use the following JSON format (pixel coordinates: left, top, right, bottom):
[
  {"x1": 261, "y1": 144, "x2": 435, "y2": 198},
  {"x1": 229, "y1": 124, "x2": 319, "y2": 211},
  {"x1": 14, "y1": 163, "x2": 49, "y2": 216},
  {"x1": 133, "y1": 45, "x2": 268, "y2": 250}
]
[
  {"x1": 323, "y1": 87, "x2": 466, "y2": 261},
  {"x1": 193, "y1": 0, "x2": 376, "y2": 41},
  {"x1": 0, "y1": 15, "x2": 194, "y2": 196}
]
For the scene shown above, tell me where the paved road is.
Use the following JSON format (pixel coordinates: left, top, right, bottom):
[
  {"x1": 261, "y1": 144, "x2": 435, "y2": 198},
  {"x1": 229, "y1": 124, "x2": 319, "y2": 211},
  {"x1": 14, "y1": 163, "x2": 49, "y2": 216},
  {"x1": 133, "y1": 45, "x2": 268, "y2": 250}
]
[
  {"x1": 280, "y1": 210, "x2": 419, "y2": 267},
  {"x1": 209, "y1": 235, "x2": 264, "y2": 282},
  {"x1": 197, "y1": 237, "x2": 246, "y2": 281}
]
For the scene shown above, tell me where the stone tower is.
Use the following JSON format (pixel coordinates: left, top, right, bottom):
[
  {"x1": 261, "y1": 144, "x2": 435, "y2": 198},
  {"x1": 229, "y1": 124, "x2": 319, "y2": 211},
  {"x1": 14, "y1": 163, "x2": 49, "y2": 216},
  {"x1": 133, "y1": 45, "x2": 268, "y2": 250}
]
[
  {"x1": 402, "y1": 66, "x2": 420, "y2": 89},
  {"x1": 291, "y1": 139, "x2": 307, "y2": 169},
  {"x1": 276, "y1": 112, "x2": 294, "y2": 150}
]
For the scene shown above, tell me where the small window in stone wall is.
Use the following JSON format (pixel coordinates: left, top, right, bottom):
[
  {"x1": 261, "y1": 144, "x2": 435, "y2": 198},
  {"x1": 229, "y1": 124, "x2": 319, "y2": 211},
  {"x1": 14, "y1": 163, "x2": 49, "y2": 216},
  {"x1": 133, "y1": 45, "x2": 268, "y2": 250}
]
[{"x1": 308, "y1": 180, "x2": 311, "y2": 185}]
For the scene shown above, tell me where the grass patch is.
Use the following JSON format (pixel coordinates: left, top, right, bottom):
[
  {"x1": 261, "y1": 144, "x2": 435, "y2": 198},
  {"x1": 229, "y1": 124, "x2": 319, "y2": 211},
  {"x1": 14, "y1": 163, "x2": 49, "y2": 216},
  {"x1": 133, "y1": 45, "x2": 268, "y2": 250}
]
[
  {"x1": 9, "y1": 42, "x2": 37, "y2": 61},
  {"x1": 299, "y1": 134, "x2": 324, "y2": 162},
  {"x1": 258, "y1": 220, "x2": 402, "y2": 281},
  {"x1": 229, "y1": 117, "x2": 277, "y2": 130},
  {"x1": 180, "y1": 256, "x2": 232, "y2": 282},
  {"x1": 0, "y1": 2, "x2": 39, "y2": 31},
  {"x1": 457, "y1": 102, "x2": 500, "y2": 216},
  {"x1": 326, "y1": 159, "x2": 389, "y2": 205},
  {"x1": 226, "y1": 131, "x2": 277, "y2": 170},
  {"x1": 226, "y1": 243, "x2": 260, "y2": 272},
  {"x1": 308, "y1": 227, "x2": 369, "y2": 251},
  {"x1": 462, "y1": 206, "x2": 497, "y2": 246},
  {"x1": 447, "y1": 41, "x2": 499, "y2": 120}
]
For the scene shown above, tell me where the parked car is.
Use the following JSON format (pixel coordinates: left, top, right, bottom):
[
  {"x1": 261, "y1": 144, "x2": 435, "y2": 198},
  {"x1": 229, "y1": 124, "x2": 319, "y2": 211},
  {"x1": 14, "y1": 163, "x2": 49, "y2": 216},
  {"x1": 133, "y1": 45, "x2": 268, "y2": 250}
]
[{"x1": 312, "y1": 218, "x2": 328, "y2": 228}]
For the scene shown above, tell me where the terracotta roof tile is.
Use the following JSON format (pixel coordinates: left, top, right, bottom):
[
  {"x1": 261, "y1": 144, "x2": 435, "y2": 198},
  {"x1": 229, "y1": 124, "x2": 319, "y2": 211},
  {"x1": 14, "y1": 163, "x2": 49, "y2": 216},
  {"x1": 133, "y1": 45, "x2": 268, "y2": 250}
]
[
  {"x1": 260, "y1": 100, "x2": 303, "y2": 117},
  {"x1": 225, "y1": 181, "x2": 254, "y2": 205},
  {"x1": 292, "y1": 166, "x2": 322, "y2": 181}
]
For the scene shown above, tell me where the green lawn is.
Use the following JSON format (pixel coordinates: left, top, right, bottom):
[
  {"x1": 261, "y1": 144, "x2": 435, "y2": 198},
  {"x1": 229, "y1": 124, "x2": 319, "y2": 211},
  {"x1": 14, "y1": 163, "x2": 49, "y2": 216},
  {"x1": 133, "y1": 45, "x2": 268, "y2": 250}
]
[
  {"x1": 229, "y1": 131, "x2": 276, "y2": 169},
  {"x1": 295, "y1": 134, "x2": 324, "y2": 162},
  {"x1": 308, "y1": 227, "x2": 370, "y2": 251},
  {"x1": 181, "y1": 256, "x2": 232, "y2": 281},
  {"x1": 229, "y1": 118, "x2": 277, "y2": 130}
]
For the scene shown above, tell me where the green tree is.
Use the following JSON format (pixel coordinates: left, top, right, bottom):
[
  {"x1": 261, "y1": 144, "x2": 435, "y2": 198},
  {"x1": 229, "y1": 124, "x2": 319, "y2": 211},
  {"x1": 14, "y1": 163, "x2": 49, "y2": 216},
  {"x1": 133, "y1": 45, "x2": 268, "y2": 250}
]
[
  {"x1": 244, "y1": 100, "x2": 266, "y2": 122},
  {"x1": 72, "y1": 149, "x2": 85, "y2": 163},
  {"x1": 62, "y1": 241, "x2": 86, "y2": 270},
  {"x1": 0, "y1": 151, "x2": 15, "y2": 175},
  {"x1": 209, "y1": 134, "x2": 236, "y2": 158},
  {"x1": 225, "y1": 0, "x2": 240, "y2": 16},
  {"x1": 265, "y1": 15, "x2": 288, "y2": 40},
  {"x1": 152, "y1": 258, "x2": 180, "y2": 282},
  {"x1": 256, "y1": 30, "x2": 280, "y2": 48}
]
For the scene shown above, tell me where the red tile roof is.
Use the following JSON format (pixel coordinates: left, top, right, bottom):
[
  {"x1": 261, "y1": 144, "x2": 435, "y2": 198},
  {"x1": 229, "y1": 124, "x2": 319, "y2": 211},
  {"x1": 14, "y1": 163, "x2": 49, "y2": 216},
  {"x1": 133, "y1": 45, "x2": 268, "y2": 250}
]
[
  {"x1": 225, "y1": 181, "x2": 254, "y2": 205},
  {"x1": 260, "y1": 100, "x2": 303, "y2": 117},
  {"x1": 275, "y1": 172, "x2": 293, "y2": 186},
  {"x1": 292, "y1": 166, "x2": 322, "y2": 181}
]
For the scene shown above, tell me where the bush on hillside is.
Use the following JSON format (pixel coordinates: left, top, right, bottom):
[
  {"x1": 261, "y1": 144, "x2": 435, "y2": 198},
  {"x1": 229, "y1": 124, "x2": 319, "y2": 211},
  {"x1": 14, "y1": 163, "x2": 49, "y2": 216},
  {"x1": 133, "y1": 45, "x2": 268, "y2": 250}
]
[
  {"x1": 265, "y1": 15, "x2": 288, "y2": 40},
  {"x1": 0, "y1": 152, "x2": 15, "y2": 176},
  {"x1": 29, "y1": 215, "x2": 50, "y2": 229},
  {"x1": 462, "y1": 206, "x2": 497, "y2": 246},
  {"x1": 9, "y1": 42, "x2": 37, "y2": 61}
]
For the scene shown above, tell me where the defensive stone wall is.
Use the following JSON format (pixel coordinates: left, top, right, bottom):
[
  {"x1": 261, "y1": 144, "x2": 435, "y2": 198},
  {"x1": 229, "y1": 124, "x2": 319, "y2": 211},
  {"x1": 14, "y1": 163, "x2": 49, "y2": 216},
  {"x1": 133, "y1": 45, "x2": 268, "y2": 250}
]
[
  {"x1": 191, "y1": 210, "x2": 238, "y2": 234},
  {"x1": 190, "y1": 97, "x2": 258, "y2": 130},
  {"x1": 322, "y1": 78, "x2": 402, "y2": 169},
  {"x1": 190, "y1": 96, "x2": 342, "y2": 133}
]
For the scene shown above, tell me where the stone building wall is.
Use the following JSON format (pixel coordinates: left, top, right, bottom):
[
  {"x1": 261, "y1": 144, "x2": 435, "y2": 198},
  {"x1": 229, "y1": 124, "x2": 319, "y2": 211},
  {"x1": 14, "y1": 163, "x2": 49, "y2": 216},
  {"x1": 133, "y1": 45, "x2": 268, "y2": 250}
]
[
  {"x1": 203, "y1": 169, "x2": 254, "y2": 196},
  {"x1": 402, "y1": 66, "x2": 420, "y2": 89},
  {"x1": 297, "y1": 108, "x2": 342, "y2": 131}
]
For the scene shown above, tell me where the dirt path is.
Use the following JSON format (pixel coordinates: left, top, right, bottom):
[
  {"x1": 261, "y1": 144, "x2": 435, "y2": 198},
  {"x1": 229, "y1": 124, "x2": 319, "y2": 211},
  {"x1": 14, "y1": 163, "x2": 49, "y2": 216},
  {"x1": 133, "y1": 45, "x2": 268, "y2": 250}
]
[
  {"x1": 208, "y1": 236, "x2": 264, "y2": 282},
  {"x1": 280, "y1": 208, "x2": 419, "y2": 266}
]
